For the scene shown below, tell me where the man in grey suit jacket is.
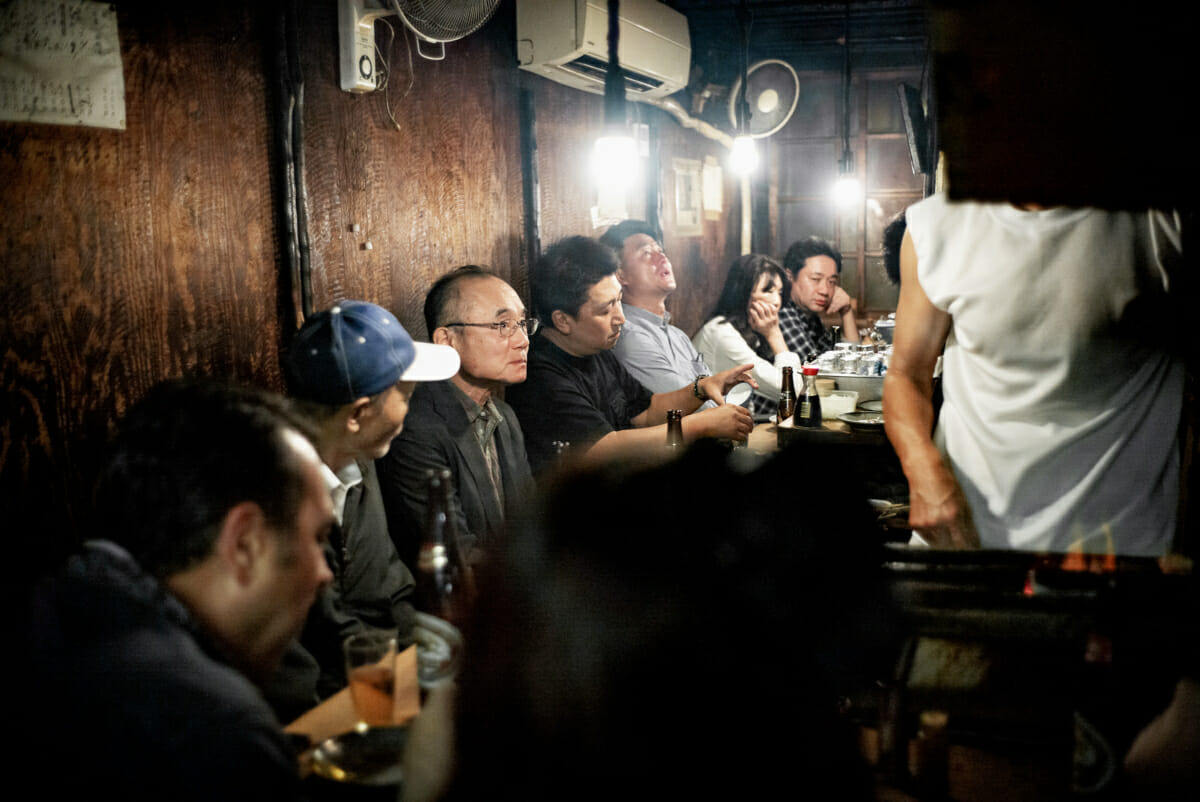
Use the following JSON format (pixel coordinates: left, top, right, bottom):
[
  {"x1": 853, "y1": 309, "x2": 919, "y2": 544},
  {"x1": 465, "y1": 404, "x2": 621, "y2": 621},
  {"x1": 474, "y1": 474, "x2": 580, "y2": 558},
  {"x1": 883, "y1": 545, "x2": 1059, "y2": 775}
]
[{"x1": 378, "y1": 267, "x2": 534, "y2": 566}]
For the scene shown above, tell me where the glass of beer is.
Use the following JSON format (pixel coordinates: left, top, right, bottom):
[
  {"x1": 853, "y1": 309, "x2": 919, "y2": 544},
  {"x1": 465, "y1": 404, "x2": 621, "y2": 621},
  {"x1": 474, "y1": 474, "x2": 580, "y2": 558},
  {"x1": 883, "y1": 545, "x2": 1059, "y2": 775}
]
[{"x1": 344, "y1": 630, "x2": 398, "y2": 731}]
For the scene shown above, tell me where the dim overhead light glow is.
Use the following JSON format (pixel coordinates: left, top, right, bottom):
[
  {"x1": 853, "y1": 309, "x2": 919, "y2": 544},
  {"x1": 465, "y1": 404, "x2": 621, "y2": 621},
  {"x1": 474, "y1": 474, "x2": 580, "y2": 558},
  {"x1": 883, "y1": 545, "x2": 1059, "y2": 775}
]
[
  {"x1": 730, "y1": 135, "x2": 759, "y2": 174},
  {"x1": 592, "y1": 134, "x2": 639, "y2": 193}
]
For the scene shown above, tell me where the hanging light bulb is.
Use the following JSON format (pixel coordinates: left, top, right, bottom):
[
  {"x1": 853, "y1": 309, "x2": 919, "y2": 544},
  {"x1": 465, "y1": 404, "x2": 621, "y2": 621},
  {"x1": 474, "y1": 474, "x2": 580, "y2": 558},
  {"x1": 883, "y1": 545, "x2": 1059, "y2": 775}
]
[
  {"x1": 831, "y1": 14, "x2": 860, "y2": 209},
  {"x1": 593, "y1": 130, "x2": 639, "y2": 190},
  {"x1": 833, "y1": 149, "x2": 862, "y2": 207},
  {"x1": 593, "y1": 0, "x2": 638, "y2": 200},
  {"x1": 730, "y1": 135, "x2": 759, "y2": 174},
  {"x1": 729, "y1": 0, "x2": 758, "y2": 176}
]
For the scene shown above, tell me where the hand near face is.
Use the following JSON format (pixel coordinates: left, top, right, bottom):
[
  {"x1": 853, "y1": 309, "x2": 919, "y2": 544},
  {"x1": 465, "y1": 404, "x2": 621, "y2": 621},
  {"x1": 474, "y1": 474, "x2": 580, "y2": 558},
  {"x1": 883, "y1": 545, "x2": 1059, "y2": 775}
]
[
  {"x1": 748, "y1": 299, "x2": 781, "y2": 337},
  {"x1": 828, "y1": 286, "x2": 853, "y2": 317},
  {"x1": 699, "y1": 363, "x2": 758, "y2": 404}
]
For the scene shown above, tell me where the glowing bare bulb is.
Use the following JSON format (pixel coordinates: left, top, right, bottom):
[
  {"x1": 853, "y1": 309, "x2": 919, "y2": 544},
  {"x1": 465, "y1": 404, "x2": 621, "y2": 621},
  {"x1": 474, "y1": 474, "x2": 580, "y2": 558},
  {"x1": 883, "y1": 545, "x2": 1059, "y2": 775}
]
[
  {"x1": 832, "y1": 175, "x2": 862, "y2": 208},
  {"x1": 592, "y1": 134, "x2": 639, "y2": 192},
  {"x1": 730, "y1": 135, "x2": 759, "y2": 174}
]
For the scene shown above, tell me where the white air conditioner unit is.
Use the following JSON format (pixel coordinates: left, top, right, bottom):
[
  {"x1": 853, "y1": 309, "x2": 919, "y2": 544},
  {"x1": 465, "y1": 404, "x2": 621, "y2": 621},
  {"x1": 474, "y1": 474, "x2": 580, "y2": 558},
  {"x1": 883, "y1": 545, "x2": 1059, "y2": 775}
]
[{"x1": 516, "y1": 0, "x2": 690, "y2": 101}]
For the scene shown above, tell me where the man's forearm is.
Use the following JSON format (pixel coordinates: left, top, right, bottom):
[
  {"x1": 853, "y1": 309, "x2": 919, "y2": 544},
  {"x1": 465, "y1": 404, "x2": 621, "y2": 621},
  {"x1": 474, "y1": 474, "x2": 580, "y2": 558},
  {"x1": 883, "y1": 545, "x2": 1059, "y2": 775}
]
[
  {"x1": 639, "y1": 384, "x2": 704, "y2": 425},
  {"x1": 840, "y1": 307, "x2": 860, "y2": 342},
  {"x1": 584, "y1": 426, "x2": 673, "y2": 464},
  {"x1": 882, "y1": 371, "x2": 941, "y2": 482}
]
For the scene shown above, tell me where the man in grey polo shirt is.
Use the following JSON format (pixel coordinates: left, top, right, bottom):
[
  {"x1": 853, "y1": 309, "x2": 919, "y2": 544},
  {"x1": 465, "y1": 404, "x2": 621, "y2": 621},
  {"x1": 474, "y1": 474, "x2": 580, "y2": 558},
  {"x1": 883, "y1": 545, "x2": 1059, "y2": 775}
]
[{"x1": 602, "y1": 220, "x2": 714, "y2": 409}]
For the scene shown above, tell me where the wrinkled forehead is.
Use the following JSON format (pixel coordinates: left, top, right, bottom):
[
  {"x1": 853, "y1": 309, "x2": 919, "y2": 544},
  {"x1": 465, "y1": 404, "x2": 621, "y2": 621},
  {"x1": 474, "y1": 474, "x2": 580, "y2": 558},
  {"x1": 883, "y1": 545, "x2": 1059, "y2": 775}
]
[{"x1": 454, "y1": 275, "x2": 525, "y2": 319}]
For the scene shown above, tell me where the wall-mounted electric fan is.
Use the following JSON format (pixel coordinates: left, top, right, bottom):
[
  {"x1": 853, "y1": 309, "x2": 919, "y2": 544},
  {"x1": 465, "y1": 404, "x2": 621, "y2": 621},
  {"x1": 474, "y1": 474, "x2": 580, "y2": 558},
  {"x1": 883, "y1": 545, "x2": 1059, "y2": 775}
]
[
  {"x1": 339, "y1": 0, "x2": 501, "y2": 92},
  {"x1": 391, "y1": 0, "x2": 501, "y2": 59},
  {"x1": 727, "y1": 58, "x2": 800, "y2": 138}
]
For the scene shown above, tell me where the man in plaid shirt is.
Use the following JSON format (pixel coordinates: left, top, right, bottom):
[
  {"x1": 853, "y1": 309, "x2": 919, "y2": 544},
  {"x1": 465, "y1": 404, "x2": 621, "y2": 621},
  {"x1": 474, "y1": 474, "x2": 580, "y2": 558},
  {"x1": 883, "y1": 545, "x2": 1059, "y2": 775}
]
[{"x1": 778, "y1": 236, "x2": 860, "y2": 362}]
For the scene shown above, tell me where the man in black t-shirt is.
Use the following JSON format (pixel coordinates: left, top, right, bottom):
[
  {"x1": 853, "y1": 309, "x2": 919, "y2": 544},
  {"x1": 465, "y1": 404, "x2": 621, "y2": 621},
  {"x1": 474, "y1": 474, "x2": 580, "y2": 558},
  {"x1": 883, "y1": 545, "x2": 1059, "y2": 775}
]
[{"x1": 506, "y1": 236, "x2": 755, "y2": 476}]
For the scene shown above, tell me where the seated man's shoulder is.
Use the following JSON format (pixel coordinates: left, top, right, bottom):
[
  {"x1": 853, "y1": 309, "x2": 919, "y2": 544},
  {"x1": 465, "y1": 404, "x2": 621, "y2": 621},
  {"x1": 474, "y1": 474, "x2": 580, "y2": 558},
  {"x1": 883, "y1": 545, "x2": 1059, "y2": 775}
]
[
  {"x1": 29, "y1": 577, "x2": 296, "y2": 796},
  {"x1": 42, "y1": 575, "x2": 271, "y2": 718},
  {"x1": 510, "y1": 341, "x2": 582, "y2": 396}
]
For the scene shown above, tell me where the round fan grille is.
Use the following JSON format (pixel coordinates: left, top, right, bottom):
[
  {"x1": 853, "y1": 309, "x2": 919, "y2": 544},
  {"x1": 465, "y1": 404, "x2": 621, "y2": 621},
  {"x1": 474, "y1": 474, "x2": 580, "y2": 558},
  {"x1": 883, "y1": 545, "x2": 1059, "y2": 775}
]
[
  {"x1": 392, "y1": 0, "x2": 502, "y2": 43},
  {"x1": 729, "y1": 59, "x2": 800, "y2": 139}
]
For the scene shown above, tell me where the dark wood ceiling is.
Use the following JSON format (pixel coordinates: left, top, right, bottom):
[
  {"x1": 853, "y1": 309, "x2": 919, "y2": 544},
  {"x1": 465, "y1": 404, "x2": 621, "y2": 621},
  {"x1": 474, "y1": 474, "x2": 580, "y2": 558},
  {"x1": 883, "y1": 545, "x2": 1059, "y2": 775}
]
[{"x1": 665, "y1": 0, "x2": 928, "y2": 80}]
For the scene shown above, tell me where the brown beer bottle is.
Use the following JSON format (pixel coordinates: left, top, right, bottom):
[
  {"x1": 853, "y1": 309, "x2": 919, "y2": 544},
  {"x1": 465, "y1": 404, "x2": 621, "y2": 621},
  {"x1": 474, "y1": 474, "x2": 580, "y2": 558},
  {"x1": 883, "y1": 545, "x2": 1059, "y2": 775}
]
[
  {"x1": 796, "y1": 365, "x2": 823, "y2": 428},
  {"x1": 415, "y1": 468, "x2": 473, "y2": 626},
  {"x1": 666, "y1": 409, "x2": 685, "y2": 449},
  {"x1": 778, "y1": 366, "x2": 797, "y2": 422}
]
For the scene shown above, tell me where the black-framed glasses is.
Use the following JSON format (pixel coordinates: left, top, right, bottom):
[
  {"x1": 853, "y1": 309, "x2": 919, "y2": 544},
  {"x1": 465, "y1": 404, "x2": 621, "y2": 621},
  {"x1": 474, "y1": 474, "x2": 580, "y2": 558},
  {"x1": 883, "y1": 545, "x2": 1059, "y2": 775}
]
[{"x1": 443, "y1": 318, "x2": 540, "y2": 339}]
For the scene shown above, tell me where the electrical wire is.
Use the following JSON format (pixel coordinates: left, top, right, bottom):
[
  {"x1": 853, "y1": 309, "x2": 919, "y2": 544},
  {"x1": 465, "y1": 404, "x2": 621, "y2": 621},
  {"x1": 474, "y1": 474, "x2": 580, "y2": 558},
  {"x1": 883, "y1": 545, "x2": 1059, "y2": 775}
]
[
  {"x1": 375, "y1": 17, "x2": 415, "y2": 132},
  {"x1": 842, "y1": 4, "x2": 852, "y2": 164}
]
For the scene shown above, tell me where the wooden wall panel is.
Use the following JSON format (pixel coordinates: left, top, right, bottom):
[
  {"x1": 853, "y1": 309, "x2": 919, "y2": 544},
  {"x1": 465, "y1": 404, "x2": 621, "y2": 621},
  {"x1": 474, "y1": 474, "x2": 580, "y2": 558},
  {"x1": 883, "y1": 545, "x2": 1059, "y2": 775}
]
[
  {"x1": 0, "y1": 0, "x2": 739, "y2": 574},
  {"x1": 656, "y1": 114, "x2": 742, "y2": 337},
  {"x1": 1, "y1": 4, "x2": 281, "y2": 568},
  {"x1": 524, "y1": 75, "x2": 603, "y2": 251},
  {"x1": 296, "y1": 2, "x2": 527, "y2": 339}
]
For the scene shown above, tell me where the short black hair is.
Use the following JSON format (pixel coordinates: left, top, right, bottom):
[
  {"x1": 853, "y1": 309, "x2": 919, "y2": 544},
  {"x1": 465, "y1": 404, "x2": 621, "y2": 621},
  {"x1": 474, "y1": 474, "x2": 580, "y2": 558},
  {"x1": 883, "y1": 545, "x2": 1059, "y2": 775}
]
[
  {"x1": 531, "y1": 236, "x2": 619, "y2": 321},
  {"x1": 598, "y1": 219, "x2": 660, "y2": 256},
  {"x1": 423, "y1": 265, "x2": 499, "y2": 337},
  {"x1": 784, "y1": 236, "x2": 842, "y2": 277},
  {"x1": 881, "y1": 211, "x2": 907, "y2": 286},
  {"x1": 96, "y1": 379, "x2": 317, "y2": 579}
]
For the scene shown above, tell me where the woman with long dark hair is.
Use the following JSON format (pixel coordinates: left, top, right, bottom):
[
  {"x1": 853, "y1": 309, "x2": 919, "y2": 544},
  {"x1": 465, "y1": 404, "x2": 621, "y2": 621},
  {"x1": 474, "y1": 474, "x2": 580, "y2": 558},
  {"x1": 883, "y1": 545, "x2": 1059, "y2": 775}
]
[{"x1": 692, "y1": 254, "x2": 801, "y2": 417}]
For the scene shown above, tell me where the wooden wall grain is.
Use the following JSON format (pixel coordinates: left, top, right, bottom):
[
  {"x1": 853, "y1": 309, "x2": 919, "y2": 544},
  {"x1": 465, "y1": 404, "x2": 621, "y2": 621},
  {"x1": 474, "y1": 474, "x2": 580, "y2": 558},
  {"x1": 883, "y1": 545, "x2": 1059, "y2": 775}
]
[
  {"x1": 1, "y1": 4, "x2": 284, "y2": 570},
  {"x1": 0, "y1": 0, "x2": 741, "y2": 572}
]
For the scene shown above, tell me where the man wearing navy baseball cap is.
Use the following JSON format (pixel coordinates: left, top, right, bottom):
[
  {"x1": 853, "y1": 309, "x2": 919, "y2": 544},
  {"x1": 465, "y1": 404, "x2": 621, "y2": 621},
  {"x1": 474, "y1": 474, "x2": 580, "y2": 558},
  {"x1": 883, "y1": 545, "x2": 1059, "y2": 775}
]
[{"x1": 270, "y1": 301, "x2": 459, "y2": 712}]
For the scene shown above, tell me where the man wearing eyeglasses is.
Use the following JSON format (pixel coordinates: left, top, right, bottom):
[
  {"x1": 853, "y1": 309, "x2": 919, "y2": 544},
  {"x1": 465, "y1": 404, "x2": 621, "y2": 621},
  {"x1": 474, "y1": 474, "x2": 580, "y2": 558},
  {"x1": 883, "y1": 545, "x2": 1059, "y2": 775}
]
[{"x1": 378, "y1": 266, "x2": 535, "y2": 566}]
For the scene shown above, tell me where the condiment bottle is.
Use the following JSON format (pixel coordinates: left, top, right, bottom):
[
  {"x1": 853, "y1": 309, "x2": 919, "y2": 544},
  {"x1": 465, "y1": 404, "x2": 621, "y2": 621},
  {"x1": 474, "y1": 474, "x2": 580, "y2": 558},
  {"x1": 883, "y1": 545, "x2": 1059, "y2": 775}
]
[
  {"x1": 796, "y1": 365, "x2": 822, "y2": 428},
  {"x1": 778, "y1": 366, "x2": 796, "y2": 422},
  {"x1": 665, "y1": 409, "x2": 684, "y2": 449},
  {"x1": 415, "y1": 468, "x2": 473, "y2": 626}
]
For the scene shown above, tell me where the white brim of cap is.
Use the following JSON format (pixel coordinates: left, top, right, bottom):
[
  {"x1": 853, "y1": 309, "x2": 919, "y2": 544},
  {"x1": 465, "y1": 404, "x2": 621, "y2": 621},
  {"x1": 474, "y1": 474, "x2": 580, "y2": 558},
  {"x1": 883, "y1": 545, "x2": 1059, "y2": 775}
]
[{"x1": 400, "y1": 341, "x2": 461, "y2": 382}]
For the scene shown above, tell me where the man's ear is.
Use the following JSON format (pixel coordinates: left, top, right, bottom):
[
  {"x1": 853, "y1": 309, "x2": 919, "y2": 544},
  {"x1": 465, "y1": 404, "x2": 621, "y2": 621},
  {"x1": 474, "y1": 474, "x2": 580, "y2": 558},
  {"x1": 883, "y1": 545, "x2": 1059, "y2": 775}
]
[
  {"x1": 550, "y1": 309, "x2": 573, "y2": 335},
  {"x1": 431, "y1": 326, "x2": 454, "y2": 347},
  {"x1": 213, "y1": 501, "x2": 270, "y2": 586},
  {"x1": 344, "y1": 397, "x2": 373, "y2": 433},
  {"x1": 615, "y1": 266, "x2": 630, "y2": 288}
]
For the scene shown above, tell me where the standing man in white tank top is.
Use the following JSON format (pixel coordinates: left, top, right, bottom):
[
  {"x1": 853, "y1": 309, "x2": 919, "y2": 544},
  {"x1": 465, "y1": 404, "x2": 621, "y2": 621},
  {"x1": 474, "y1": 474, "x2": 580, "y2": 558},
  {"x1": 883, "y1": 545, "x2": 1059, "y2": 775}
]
[{"x1": 883, "y1": 193, "x2": 1185, "y2": 556}]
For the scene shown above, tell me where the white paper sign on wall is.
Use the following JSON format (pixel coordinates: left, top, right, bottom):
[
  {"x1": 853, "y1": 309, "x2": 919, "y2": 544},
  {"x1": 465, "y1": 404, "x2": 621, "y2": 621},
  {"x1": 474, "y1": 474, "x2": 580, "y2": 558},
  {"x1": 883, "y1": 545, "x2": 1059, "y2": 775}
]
[{"x1": 0, "y1": 0, "x2": 125, "y2": 130}]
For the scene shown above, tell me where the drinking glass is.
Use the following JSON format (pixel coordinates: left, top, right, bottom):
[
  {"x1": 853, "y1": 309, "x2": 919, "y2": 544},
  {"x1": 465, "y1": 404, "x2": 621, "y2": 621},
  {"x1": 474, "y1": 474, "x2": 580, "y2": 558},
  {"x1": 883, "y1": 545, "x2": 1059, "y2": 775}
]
[{"x1": 344, "y1": 630, "x2": 398, "y2": 731}]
